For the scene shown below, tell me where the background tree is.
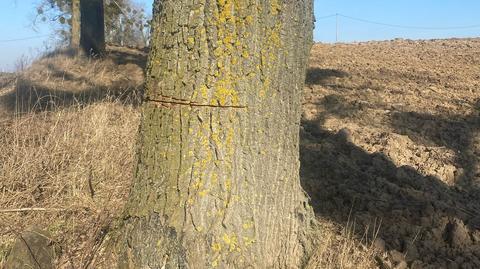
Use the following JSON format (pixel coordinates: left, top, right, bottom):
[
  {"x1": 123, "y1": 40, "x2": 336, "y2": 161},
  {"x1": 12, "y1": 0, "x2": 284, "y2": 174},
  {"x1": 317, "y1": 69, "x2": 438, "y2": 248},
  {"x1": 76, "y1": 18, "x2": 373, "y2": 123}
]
[
  {"x1": 33, "y1": 0, "x2": 151, "y2": 48},
  {"x1": 114, "y1": 0, "x2": 315, "y2": 268},
  {"x1": 80, "y1": 0, "x2": 105, "y2": 55},
  {"x1": 33, "y1": 0, "x2": 71, "y2": 44},
  {"x1": 104, "y1": 0, "x2": 151, "y2": 47}
]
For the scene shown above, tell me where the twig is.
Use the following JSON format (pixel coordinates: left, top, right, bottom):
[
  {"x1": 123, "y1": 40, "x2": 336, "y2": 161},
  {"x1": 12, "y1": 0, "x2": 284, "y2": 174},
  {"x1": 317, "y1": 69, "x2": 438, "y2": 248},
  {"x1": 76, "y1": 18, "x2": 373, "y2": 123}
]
[{"x1": 0, "y1": 207, "x2": 64, "y2": 213}]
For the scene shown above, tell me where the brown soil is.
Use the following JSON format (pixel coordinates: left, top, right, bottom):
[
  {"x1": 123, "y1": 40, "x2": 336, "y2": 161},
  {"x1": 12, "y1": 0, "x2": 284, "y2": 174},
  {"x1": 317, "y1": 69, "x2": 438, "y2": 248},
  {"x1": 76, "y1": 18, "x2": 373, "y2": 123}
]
[{"x1": 301, "y1": 38, "x2": 480, "y2": 268}]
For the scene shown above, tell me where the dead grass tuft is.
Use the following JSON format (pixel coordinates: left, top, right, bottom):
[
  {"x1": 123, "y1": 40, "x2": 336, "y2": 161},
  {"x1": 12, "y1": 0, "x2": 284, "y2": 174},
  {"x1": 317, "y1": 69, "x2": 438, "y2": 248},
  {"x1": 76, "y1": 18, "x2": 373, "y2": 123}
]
[{"x1": 306, "y1": 218, "x2": 382, "y2": 269}]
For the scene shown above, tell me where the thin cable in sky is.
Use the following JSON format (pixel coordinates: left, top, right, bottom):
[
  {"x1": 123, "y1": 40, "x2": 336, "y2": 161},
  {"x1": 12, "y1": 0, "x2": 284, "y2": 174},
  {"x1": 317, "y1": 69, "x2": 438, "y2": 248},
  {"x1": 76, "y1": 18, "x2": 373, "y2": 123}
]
[
  {"x1": 338, "y1": 14, "x2": 480, "y2": 30},
  {"x1": 316, "y1": 14, "x2": 337, "y2": 20},
  {"x1": 0, "y1": 35, "x2": 50, "y2": 43},
  {"x1": 316, "y1": 13, "x2": 480, "y2": 30}
]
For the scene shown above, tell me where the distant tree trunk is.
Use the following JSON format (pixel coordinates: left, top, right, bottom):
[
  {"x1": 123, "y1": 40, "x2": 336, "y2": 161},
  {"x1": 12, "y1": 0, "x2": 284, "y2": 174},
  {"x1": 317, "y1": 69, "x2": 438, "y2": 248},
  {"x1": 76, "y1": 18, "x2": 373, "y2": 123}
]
[
  {"x1": 80, "y1": 0, "x2": 105, "y2": 56},
  {"x1": 70, "y1": 0, "x2": 80, "y2": 48},
  {"x1": 114, "y1": 0, "x2": 315, "y2": 268}
]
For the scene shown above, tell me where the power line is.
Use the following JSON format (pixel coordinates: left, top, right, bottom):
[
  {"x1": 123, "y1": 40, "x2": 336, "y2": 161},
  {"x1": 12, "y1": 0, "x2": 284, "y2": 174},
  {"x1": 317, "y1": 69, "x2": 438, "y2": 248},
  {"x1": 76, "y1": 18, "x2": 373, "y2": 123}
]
[
  {"x1": 316, "y1": 14, "x2": 337, "y2": 20},
  {"x1": 316, "y1": 13, "x2": 480, "y2": 30},
  {"x1": 2, "y1": 14, "x2": 479, "y2": 44},
  {"x1": 0, "y1": 35, "x2": 50, "y2": 43},
  {"x1": 340, "y1": 14, "x2": 480, "y2": 30}
]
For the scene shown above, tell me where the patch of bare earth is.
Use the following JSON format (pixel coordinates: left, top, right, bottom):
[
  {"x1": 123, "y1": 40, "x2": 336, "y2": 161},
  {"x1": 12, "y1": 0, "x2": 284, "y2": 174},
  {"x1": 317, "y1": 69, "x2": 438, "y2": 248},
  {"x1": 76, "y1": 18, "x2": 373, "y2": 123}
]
[{"x1": 301, "y1": 38, "x2": 480, "y2": 268}]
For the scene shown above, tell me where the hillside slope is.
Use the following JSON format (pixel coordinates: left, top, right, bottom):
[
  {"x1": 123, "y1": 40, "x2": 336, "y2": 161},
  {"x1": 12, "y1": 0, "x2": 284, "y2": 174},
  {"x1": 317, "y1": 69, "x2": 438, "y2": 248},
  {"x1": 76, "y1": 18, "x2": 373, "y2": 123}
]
[{"x1": 1, "y1": 39, "x2": 480, "y2": 268}]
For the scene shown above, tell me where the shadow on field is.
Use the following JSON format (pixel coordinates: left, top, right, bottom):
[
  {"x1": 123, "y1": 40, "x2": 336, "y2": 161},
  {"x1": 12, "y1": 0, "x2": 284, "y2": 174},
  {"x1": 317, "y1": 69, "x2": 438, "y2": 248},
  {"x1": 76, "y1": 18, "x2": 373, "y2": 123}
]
[
  {"x1": 43, "y1": 46, "x2": 149, "y2": 69},
  {"x1": 300, "y1": 110, "x2": 480, "y2": 267},
  {"x1": 390, "y1": 101, "x2": 480, "y2": 189},
  {"x1": 43, "y1": 48, "x2": 81, "y2": 59},
  {"x1": 0, "y1": 77, "x2": 142, "y2": 114},
  {"x1": 305, "y1": 68, "x2": 349, "y2": 86},
  {"x1": 107, "y1": 47, "x2": 149, "y2": 68}
]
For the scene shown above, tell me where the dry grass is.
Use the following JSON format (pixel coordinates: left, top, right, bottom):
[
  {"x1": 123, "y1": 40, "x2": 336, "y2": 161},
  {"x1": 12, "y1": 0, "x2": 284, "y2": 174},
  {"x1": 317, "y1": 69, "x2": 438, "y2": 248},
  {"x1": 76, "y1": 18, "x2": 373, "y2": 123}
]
[
  {"x1": 0, "y1": 47, "x2": 143, "y2": 268},
  {"x1": 0, "y1": 46, "x2": 380, "y2": 268},
  {"x1": 306, "y1": 219, "x2": 381, "y2": 269},
  {"x1": 0, "y1": 102, "x2": 139, "y2": 267}
]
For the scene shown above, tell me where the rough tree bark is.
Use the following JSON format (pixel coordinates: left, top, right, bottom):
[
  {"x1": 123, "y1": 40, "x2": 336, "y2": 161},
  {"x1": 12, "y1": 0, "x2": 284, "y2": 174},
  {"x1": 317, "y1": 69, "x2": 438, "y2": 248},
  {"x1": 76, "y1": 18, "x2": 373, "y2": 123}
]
[
  {"x1": 115, "y1": 0, "x2": 315, "y2": 268},
  {"x1": 71, "y1": 0, "x2": 80, "y2": 48},
  {"x1": 80, "y1": 0, "x2": 105, "y2": 55}
]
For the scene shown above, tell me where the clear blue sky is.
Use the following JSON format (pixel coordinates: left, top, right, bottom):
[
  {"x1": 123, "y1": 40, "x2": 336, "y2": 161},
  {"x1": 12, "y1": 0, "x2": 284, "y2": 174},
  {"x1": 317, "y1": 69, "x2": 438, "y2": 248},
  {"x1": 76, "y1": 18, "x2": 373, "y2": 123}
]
[
  {"x1": 316, "y1": 0, "x2": 480, "y2": 43},
  {"x1": 1, "y1": 0, "x2": 480, "y2": 71}
]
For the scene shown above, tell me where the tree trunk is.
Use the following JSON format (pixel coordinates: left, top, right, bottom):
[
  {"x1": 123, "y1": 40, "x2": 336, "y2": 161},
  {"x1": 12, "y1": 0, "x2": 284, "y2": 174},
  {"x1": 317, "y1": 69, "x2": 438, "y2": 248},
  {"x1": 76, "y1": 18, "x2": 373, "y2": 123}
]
[
  {"x1": 115, "y1": 0, "x2": 315, "y2": 268},
  {"x1": 71, "y1": 0, "x2": 80, "y2": 48},
  {"x1": 80, "y1": 0, "x2": 105, "y2": 56}
]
